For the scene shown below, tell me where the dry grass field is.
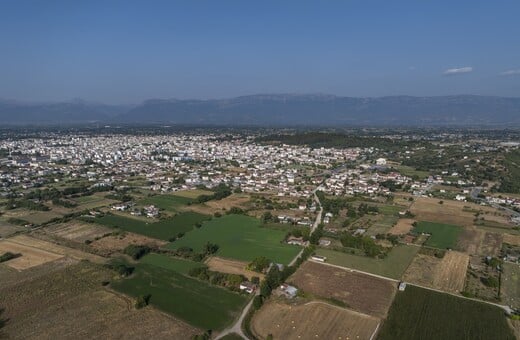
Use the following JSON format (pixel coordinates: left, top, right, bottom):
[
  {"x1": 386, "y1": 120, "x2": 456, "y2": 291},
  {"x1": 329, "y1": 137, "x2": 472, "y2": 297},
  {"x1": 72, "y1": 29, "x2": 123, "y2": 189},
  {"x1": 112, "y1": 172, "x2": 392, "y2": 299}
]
[
  {"x1": 184, "y1": 194, "x2": 251, "y2": 215},
  {"x1": 388, "y1": 218, "x2": 415, "y2": 235},
  {"x1": 90, "y1": 232, "x2": 167, "y2": 255},
  {"x1": 173, "y1": 189, "x2": 213, "y2": 199},
  {"x1": 478, "y1": 232, "x2": 503, "y2": 256},
  {"x1": 0, "y1": 238, "x2": 64, "y2": 270},
  {"x1": 289, "y1": 261, "x2": 396, "y2": 317},
  {"x1": 46, "y1": 221, "x2": 112, "y2": 242},
  {"x1": 2, "y1": 209, "x2": 62, "y2": 225},
  {"x1": 503, "y1": 233, "x2": 520, "y2": 246},
  {"x1": 0, "y1": 221, "x2": 24, "y2": 238},
  {"x1": 402, "y1": 253, "x2": 441, "y2": 287},
  {"x1": 410, "y1": 197, "x2": 510, "y2": 227},
  {"x1": 0, "y1": 261, "x2": 200, "y2": 340},
  {"x1": 432, "y1": 251, "x2": 469, "y2": 292},
  {"x1": 456, "y1": 226, "x2": 485, "y2": 254},
  {"x1": 251, "y1": 300, "x2": 380, "y2": 340},
  {"x1": 205, "y1": 256, "x2": 264, "y2": 280},
  {"x1": 403, "y1": 251, "x2": 469, "y2": 293},
  {"x1": 4, "y1": 234, "x2": 105, "y2": 264}
]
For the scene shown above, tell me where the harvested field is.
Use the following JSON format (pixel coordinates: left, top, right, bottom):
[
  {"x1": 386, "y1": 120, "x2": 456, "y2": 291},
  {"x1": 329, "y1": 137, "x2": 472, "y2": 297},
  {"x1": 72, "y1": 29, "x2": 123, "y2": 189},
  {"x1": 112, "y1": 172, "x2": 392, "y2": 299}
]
[
  {"x1": 251, "y1": 300, "x2": 380, "y2": 340},
  {"x1": 290, "y1": 261, "x2": 396, "y2": 317},
  {"x1": 46, "y1": 221, "x2": 112, "y2": 242},
  {"x1": 432, "y1": 251, "x2": 469, "y2": 292},
  {"x1": 0, "y1": 239, "x2": 63, "y2": 270},
  {"x1": 206, "y1": 256, "x2": 264, "y2": 280},
  {"x1": 0, "y1": 261, "x2": 200, "y2": 340},
  {"x1": 503, "y1": 233, "x2": 520, "y2": 246},
  {"x1": 388, "y1": 218, "x2": 415, "y2": 235},
  {"x1": 5, "y1": 234, "x2": 105, "y2": 264},
  {"x1": 90, "y1": 232, "x2": 167, "y2": 255}
]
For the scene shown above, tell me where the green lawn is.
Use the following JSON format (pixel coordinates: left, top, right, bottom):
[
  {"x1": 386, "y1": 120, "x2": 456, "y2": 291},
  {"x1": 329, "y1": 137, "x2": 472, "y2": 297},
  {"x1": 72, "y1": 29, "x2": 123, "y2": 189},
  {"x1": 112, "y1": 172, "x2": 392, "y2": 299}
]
[
  {"x1": 139, "y1": 253, "x2": 205, "y2": 274},
  {"x1": 378, "y1": 285, "x2": 515, "y2": 340},
  {"x1": 316, "y1": 245, "x2": 419, "y2": 279},
  {"x1": 167, "y1": 214, "x2": 301, "y2": 264},
  {"x1": 138, "y1": 194, "x2": 194, "y2": 212},
  {"x1": 111, "y1": 263, "x2": 247, "y2": 331},
  {"x1": 95, "y1": 212, "x2": 210, "y2": 240},
  {"x1": 414, "y1": 221, "x2": 462, "y2": 249}
]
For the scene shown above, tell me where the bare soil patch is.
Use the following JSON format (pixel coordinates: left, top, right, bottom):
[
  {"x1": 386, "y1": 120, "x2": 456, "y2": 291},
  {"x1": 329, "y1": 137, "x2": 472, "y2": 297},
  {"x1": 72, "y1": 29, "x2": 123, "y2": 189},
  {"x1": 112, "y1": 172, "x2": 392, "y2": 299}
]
[
  {"x1": 205, "y1": 256, "x2": 264, "y2": 280},
  {"x1": 289, "y1": 261, "x2": 396, "y2": 318},
  {"x1": 0, "y1": 261, "x2": 200, "y2": 340},
  {"x1": 478, "y1": 232, "x2": 503, "y2": 257},
  {"x1": 90, "y1": 232, "x2": 167, "y2": 256},
  {"x1": 388, "y1": 218, "x2": 415, "y2": 235},
  {"x1": 251, "y1": 300, "x2": 380, "y2": 340}
]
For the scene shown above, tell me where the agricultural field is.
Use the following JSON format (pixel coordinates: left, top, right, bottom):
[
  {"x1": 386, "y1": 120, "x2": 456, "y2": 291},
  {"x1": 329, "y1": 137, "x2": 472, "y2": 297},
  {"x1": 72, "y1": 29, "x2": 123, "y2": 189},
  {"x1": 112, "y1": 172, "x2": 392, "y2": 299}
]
[
  {"x1": 184, "y1": 194, "x2": 251, "y2": 215},
  {"x1": 72, "y1": 194, "x2": 118, "y2": 210},
  {"x1": 89, "y1": 232, "x2": 167, "y2": 255},
  {"x1": 410, "y1": 197, "x2": 512, "y2": 227},
  {"x1": 502, "y1": 262, "x2": 520, "y2": 309},
  {"x1": 173, "y1": 189, "x2": 214, "y2": 199},
  {"x1": 378, "y1": 285, "x2": 515, "y2": 340},
  {"x1": 403, "y1": 250, "x2": 469, "y2": 293},
  {"x1": 0, "y1": 238, "x2": 64, "y2": 270},
  {"x1": 2, "y1": 209, "x2": 62, "y2": 225},
  {"x1": 111, "y1": 263, "x2": 248, "y2": 331},
  {"x1": 0, "y1": 221, "x2": 24, "y2": 238},
  {"x1": 290, "y1": 261, "x2": 396, "y2": 317},
  {"x1": 503, "y1": 233, "x2": 520, "y2": 246},
  {"x1": 0, "y1": 261, "x2": 199, "y2": 339},
  {"x1": 138, "y1": 194, "x2": 194, "y2": 212},
  {"x1": 168, "y1": 214, "x2": 301, "y2": 264},
  {"x1": 94, "y1": 211, "x2": 210, "y2": 241},
  {"x1": 0, "y1": 234, "x2": 105, "y2": 271},
  {"x1": 205, "y1": 256, "x2": 264, "y2": 280},
  {"x1": 315, "y1": 245, "x2": 419, "y2": 280},
  {"x1": 140, "y1": 253, "x2": 205, "y2": 275},
  {"x1": 45, "y1": 221, "x2": 112, "y2": 243},
  {"x1": 413, "y1": 221, "x2": 462, "y2": 249},
  {"x1": 388, "y1": 218, "x2": 415, "y2": 235},
  {"x1": 251, "y1": 300, "x2": 380, "y2": 340}
]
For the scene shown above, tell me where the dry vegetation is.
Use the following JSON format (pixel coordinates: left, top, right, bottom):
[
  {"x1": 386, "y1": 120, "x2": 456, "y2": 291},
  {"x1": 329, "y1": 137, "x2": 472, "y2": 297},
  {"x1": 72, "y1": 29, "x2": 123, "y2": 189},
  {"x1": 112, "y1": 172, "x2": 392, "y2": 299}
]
[
  {"x1": 0, "y1": 261, "x2": 200, "y2": 340},
  {"x1": 46, "y1": 222, "x2": 112, "y2": 243},
  {"x1": 289, "y1": 261, "x2": 396, "y2": 318},
  {"x1": 388, "y1": 218, "x2": 415, "y2": 235},
  {"x1": 89, "y1": 232, "x2": 167, "y2": 256},
  {"x1": 0, "y1": 238, "x2": 63, "y2": 270},
  {"x1": 503, "y1": 234, "x2": 520, "y2": 246},
  {"x1": 205, "y1": 256, "x2": 264, "y2": 280},
  {"x1": 403, "y1": 251, "x2": 469, "y2": 293},
  {"x1": 251, "y1": 300, "x2": 380, "y2": 340},
  {"x1": 183, "y1": 194, "x2": 251, "y2": 215}
]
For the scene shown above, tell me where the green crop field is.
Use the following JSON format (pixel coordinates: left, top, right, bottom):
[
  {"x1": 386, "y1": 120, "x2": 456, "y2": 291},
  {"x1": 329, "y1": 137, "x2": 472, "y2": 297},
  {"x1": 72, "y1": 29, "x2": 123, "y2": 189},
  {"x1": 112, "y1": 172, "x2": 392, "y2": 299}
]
[
  {"x1": 139, "y1": 253, "x2": 205, "y2": 274},
  {"x1": 378, "y1": 285, "x2": 515, "y2": 340},
  {"x1": 316, "y1": 245, "x2": 419, "y2": 279},
  {"x1": 111, "y1": 263, "x2": 247, "y2": 330},
  {"x1": 95, "y1": 212, "x2": 210, "y2": 240},
  {"x1": 167, "y1": 214, "x2": 301, "y2": 264},
  {"x1": 138, "y1": 194, "x2": 194, "y2": 212},
  {"x1": 414, "y1": 221, "x2": 462, "y2": 249}
]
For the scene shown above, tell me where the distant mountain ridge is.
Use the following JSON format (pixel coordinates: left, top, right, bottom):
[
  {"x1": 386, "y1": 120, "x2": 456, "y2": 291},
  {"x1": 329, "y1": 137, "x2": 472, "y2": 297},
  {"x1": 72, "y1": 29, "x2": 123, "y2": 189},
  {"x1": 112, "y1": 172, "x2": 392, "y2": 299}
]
[{"x1": 2, "y1": 94, "x2": 520, "y2": 126}]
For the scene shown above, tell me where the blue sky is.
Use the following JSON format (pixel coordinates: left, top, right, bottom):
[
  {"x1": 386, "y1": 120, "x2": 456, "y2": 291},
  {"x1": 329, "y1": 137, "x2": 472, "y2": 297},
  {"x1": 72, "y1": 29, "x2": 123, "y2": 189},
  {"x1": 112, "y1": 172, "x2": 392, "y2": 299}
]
[{"x1": 0, "y1": 0, "x2": 519, "y2": 103}]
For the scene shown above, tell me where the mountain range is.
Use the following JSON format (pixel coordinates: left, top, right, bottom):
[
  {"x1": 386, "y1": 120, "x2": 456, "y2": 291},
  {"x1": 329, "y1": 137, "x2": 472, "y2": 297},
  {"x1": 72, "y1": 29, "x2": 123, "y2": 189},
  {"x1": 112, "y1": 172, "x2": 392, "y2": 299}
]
[{"x1": 2, "y1": 94, "x2": 520, "y2": 126}]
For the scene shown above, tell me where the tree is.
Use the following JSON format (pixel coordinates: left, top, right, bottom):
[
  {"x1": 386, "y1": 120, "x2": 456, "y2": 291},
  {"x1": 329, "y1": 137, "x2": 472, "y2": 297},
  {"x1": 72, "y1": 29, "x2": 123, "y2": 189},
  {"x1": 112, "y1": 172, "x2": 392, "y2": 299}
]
[{"x1": 135, "y1": 294, "x2": 151, "y2": 309}]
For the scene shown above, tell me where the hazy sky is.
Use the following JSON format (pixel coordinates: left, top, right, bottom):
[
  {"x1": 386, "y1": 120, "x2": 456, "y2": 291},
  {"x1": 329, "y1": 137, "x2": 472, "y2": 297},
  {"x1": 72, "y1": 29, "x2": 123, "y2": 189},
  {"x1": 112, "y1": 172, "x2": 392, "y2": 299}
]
[{"x1": 1, "y1": 0, "x2": 519, "y2": 103}]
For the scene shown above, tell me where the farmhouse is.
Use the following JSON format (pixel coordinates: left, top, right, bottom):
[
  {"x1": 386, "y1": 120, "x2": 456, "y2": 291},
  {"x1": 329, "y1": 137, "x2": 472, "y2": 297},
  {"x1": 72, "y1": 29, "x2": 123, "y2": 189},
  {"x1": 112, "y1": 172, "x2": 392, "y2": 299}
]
[
  {"x1": 280, "y1": 283, "x2": 298, "y2": 299},
  {"x1": 287, "y1": 236, "x2": 305, "y2": 246},
  {"x1": 398, "y1": 282, "x2": 407, "y2": 291},
  {"x1": 239, "y1": 281, "x2": 257, "y2": 294}
]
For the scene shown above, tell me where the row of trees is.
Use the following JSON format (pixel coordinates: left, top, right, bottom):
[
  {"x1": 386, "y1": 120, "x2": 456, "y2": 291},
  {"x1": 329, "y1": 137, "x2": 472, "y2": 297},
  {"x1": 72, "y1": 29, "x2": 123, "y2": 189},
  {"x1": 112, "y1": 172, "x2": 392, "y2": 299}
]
[{"x1": 340, "y1": 233, "x2": 385, "y2": 258}]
